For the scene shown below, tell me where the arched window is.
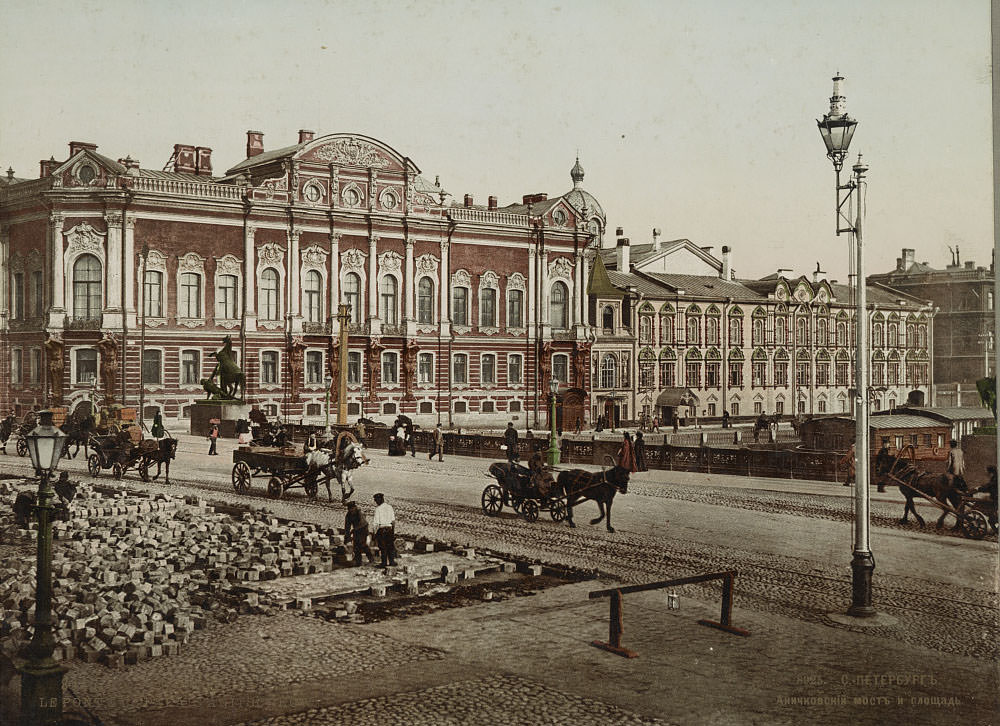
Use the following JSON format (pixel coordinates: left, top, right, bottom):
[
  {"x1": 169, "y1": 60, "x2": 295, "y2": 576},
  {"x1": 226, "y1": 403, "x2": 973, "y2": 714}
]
[
  {"x1": 752, "y1": 317, "x2": 765, "y2": 346},
  {"x1": 143, "y1": 269, "x2": 162, "y2": 318},
  {"x1": 342, "y1": 272, "x2": 361, "y2": 324},
  {"x1": 602, "y1": 306, "x2": 615, "y2": 333},
  {"x1": 179, "y1": 272, "x2": 202, "y2": 319},
  {"x1": 480, "y1": 285, "x2": 497, "y2": 327},
  {"x1": 550, "y1": 281, "x2": 569, "y2": 329},
  {"x1": 417, "y1": 277, "x2": 434, "y2": 324},
  {"x1": 260, "y1": 267, "x2": 280, "y2": 321},
  {"x1": 728, "y1": 312, "x2": 743, "y2": 346},
  {"x1": 872, "y1": 322, "x2": 883, "y2": 347},
  {"x1": 686, "y1": 312, "x2": 701, "y2": 345},
  {"x1": 303, "y1": 270, "x2": 322, "y2": 323},
  {"x1": 216, "y1": 274, "x2": 239, "y2": 320},
  {"x1": 795, "y1": 316, "x2": 809, "y2": 346},
  {"x1": 905, "y1": 322, "x2": 915, "y2": 348},
  {"x1": 706, "y1": 316, "x2": 720, "y2": 345},
  {"x1": 600, "y1": 354, "x2": 617, "y2": 389},
  {"x1": 639, "y1": 316, "x2": 652, "y2": 344},
  {"x1": 506, "y1": 288, "x2": 523, "y2": 328},
  {"x1": 817, "y1": 318, "x2": 828, "y2": 346},
  {"x1": 888, "y1": 322, "x2": 898, "y2": 347},
  {"x1": 73, "y1": 254, "x2": 102, "y2": 319},
  {"x1": 837, "y1": 321, "x2": 847, "y2": 347},
  {"x1": 379, "y1": 275, "x2": 398, "y2": 325},
  {"x1": 660, "y1": 309, "x2": 674, "y2": 344},
  {"x1": 775, "y1": 316, "x2": 787, "y2": 346}
]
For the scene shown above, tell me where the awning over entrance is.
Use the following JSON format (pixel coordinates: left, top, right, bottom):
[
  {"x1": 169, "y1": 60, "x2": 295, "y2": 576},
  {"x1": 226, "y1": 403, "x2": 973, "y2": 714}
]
[{"x1": 655, "y1": 388, "x2": 699, "y2": 407}]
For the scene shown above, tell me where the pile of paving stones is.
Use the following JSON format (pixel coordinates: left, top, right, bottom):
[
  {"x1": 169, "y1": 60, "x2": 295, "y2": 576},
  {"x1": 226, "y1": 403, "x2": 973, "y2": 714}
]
[{"x1": 0, "y1": 479, "x2": 344, "y2": 668}]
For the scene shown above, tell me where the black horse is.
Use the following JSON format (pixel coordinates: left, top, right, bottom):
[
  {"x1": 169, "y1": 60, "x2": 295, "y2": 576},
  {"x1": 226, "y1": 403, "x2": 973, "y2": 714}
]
[
  {"x1": 0, "y1": 415, "x2": 15, "y2": 453},
  {"x1": 61, "y1": 414, "x2": 96, "y2": 460},
  {"x1": 555, "y1": 465, "x2": 630, "y2": 533},
  {"x1": 876, "y1": 452, "x2": 965, "y2": 529},
  {"x1": 142, "y1": 438, "x2": 178, "y2": 484}
]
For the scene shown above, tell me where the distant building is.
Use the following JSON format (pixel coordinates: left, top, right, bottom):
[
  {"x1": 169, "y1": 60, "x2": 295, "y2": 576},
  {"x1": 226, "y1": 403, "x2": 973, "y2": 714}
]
[
  {"x1": 869, "y1": 247, "x2": 994, "y2": 406},
  {"x1": 587, "y1": 231, "x2": 934, "y2": 426}
]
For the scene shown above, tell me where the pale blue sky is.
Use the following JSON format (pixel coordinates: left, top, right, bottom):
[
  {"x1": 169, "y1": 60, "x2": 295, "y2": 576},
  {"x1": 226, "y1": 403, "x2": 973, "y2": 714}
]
[{"x1": 1, "y1": 0, "x2": 992, "y2": 281}]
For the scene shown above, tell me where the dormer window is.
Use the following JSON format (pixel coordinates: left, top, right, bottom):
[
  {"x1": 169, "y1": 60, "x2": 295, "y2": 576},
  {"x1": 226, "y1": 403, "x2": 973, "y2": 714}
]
[{"x1": 77, "y1": 164, "x2": 96, "y2": 184}]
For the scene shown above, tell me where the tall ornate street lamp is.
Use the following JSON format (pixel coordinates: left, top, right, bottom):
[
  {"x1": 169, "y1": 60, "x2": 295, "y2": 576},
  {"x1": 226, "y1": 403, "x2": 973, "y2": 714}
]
[
  {"x1": 817, "y1": 74, "x2": 875, "y2": 617},
  {"x1": 546, "y1": 378, "x2": 560, "y2": 466},
  {"x1": 324, "y1": 375, "x2": 333, "y2": 437},
  {"x1": 19, "y1": 409, "x2": 68, "y2": 725}
]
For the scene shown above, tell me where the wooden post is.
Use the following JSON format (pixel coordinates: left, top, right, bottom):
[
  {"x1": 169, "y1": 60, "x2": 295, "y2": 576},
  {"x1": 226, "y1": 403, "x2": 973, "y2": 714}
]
[{"x1": 591, "y1": 590, "x2": 638, "y2": 658}]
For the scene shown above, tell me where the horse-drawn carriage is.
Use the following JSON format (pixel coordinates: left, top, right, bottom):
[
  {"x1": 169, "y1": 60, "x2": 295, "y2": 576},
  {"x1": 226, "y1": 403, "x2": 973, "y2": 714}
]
[
  {"x1": 878, "y1": 445, "x2": 997, "y2": 540},
  {"x1": 231, "y1": 430, "x2": 366, "y2": 500},
  {"x1": 3, "y1": 412, "x2": 36, "y2": 457},
  {"x1": 86, "y1": 428, "x2": 177, "y2": 483}
]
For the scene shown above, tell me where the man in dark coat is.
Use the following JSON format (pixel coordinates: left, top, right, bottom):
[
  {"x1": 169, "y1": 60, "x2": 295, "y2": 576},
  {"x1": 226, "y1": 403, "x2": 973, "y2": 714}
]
[
  {"x1": 405, "y1": 421, "x2": 416, "y2": 457},
  {"x1": 634, "y1": 431, "x2": 648, "y2": 472},
  {"x1": 504, "y1": 421, "x2": 518, "y2": 465},
  {"x1": 343, "y1": 501, "x2": 374, "y2": 566}
]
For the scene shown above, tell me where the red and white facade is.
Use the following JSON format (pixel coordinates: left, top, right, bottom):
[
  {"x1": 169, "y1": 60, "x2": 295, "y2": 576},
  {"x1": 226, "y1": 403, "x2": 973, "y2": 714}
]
[{"x1": 0, "y1": 133, "x2": 605, "y2": 428}]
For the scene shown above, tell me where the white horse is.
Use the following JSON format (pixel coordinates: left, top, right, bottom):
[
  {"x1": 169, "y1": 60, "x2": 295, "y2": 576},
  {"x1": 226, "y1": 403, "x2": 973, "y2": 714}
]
[{"x1": 306, "y1": 442, "x2": 366, "y2": 502}]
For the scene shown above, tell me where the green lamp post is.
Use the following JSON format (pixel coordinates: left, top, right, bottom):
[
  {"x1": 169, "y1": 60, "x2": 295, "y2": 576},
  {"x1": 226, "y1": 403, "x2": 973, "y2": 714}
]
[{"x1": 546, "y1": 378, "x2": 560, "y2": 466}]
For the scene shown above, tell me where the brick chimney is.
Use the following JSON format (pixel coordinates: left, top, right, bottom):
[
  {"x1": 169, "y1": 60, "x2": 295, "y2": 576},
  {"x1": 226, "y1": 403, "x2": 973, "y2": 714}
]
[
  {"x1": 68, "y1": 141, "x2": 98, "y2": 156},
  {"x1": 246, "y1": 131, "x2": 264, "y2": 158},
  {"x1": 522, "y1": 193, "x2": 548, "y2": 205},
  {"x1": 117, "y1": 156, "x2": 141, "y2": 171},
  {"x1": 896, "y1": 248, "x2": 915, "y2": 271},
  {"x1": 39, "y1": 157, "x2": 59, "y2": 178},
  {"x1": 195, "y1": 147, "x2": 213, "y2": 176},
  {"x1": 721, "y1": 245, "x2": 732, "y2": 280},
  {"x1": 464, "y1": 193, "x2": 474, "y2": 208},
  {"x1": 488, "y1": 195, "x2": 497, "y2": 211},
  {"x1": 172, "y1": 144, "x2": 197, "y2": 174},
  {"x1": 652, "y1": 227, "x2": 662, "y2": 251},
  {"x1": 616, "y1": 237, "x2": 631, "y2": 271},
  {"x1": 298, "y1": 129, "x2": 314, "y2": 144}
]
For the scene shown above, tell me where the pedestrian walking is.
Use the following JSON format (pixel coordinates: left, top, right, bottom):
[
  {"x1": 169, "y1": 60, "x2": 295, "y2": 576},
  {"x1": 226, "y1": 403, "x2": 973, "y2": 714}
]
[
  {"x1": 343, "y1": 501, "x2": 375, "y2": 566},
  {"x1": 356, "y1": 419, "x2": 366, "y2": 442},
  {"x1": 405, "y1": 420, "x2": 416, "y2": 457},
  {"x1": 429, "y1": 423, "x2": 445, "y2": 461},
  {"x1": 574, "y1": 416, "x2": 581, "y2": 435},
  {"x1": 504, "y1": 421, "x2": 518, "y2": 464},
  {"x1": 617, "y1": 432, "x2": 637, "y2": 473},
  {"x1": 673, "y1": 416, "x2": 679, "y2": 433},
  {"x1": 372, "y1": 493, "x2": 398, "y2": 569},
  {"x1": 652, "y1": 416, "x2": 660, "y2": 433},
  {"x1": 634, "y1": 431, "x2": 648, "y2": 472},
  {"x1": 946, "y1": 440, "x2": 966, "y2": 489},
  {"x1": 151, "y1": 411, "x2": 164, "y2": 439},
  {"x1": 839, "y1": 443, "x2": 856, "y2": 487},
  {"x1": 207, "y1": 423, "x2": 219, "y2": 456},
  {"x1": 722, "y1": 410, "x2": 730, "y2": 429}
]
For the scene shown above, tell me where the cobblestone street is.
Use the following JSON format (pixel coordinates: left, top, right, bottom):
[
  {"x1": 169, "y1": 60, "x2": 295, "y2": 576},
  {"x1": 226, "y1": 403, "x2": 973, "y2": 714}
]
[{"x1": 1, "y1": 435, "x2": 996, "y2": 725}]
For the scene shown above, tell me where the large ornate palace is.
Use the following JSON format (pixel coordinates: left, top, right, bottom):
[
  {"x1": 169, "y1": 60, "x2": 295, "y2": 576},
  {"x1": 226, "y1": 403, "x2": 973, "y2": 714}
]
[{"x1": 0, "y1": 132, "x2": 603, "y2": 427}]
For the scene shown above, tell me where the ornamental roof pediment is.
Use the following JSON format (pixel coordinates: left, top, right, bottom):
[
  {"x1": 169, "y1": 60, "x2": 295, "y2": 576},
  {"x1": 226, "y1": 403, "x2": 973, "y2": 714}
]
[{"x1": 296, "y1": 134, "x2": 413, "y2": 173}]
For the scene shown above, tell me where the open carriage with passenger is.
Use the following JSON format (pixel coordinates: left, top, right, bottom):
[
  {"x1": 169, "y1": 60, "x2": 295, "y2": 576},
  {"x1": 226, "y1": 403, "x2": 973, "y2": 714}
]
[
  {"x1": 231, "y1": 430, "x2": 367, "y2": 501},
  {"x1": 85, "y1": 416, "x2": 177, "y2": 483},
  {"x1": 482, "y1": 454, "x2": 567, "y2": 523}
]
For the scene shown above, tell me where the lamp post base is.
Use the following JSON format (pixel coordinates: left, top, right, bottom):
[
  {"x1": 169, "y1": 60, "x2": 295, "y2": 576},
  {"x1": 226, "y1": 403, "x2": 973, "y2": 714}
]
[
  {"x1": 19, "y1": 659, "x2": 67, "y2": 726},
  {"x1": 546, "y1": 444, "x2": 560, "y2": 467},
  {"x1": 847, "y1": 550, "x2": 876, "y2": 618}
]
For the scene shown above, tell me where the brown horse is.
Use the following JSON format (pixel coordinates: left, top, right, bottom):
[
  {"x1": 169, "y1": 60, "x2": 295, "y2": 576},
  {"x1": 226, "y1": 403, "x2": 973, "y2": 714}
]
[
  {"x1": 556, "y1": 466, "x2": 630, "y2": 533},
  {"x1": 876, "y1": 453, "x2": 965, "y2": 529}
]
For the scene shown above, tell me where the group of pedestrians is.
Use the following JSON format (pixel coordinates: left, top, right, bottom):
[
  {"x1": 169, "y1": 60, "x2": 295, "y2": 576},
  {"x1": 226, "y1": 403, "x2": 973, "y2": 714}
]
[
  {"x1": 616, "y1": 430, "x2": 648, "y2": 473},
  {"x1": 343, "y1": 492, "x2": 399, "y2": 569}
]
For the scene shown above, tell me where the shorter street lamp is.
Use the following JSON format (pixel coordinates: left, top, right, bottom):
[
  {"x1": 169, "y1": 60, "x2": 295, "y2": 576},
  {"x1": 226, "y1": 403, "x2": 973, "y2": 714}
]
[
  {"x1": 19, "y1": 410, "x2": 68, "y2": 726},
  {"x1": 324, "y1": 375, "x2": 333, "y2": 437},
  {"x1": 546, "y1": 378, "x2": 560, "y2": 466}
]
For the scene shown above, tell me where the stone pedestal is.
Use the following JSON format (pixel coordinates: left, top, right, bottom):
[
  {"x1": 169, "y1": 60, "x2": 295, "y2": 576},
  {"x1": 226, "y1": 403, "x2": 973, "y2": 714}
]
[{"x1": 190, "y1": 401, "x2": 250, "y2": 438}]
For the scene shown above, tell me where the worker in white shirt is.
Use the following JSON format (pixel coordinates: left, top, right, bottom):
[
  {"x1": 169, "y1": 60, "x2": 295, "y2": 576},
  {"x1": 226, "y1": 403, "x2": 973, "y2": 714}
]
[{"x1": 371, "y1": 492, "x2": 398, "y2": 569}]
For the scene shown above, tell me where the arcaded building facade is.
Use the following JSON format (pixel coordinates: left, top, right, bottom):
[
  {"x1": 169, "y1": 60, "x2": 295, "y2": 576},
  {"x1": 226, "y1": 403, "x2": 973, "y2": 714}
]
[{"x1": 0, "y1": 133, "x2": 604, "y2": 428}]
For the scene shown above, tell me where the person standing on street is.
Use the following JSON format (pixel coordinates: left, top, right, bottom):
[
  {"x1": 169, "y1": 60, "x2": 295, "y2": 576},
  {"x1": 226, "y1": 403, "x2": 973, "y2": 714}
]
[
  {"x1": 946, "y1": 439, "x2": 966, "y2": 490},
  {"x1": 652, "y1": 416, "x2": 660, "y2": 433},
  {"x1": 151, "y1": 411, "x2": 165, "y2": 439},
  {"x1": 839, "y1": 443, "x2": 856, "y2": 487},
  {"x1": 874, "y1": 444, "x2": 892, "y2": 492},
  {"x1": 343, "y1": 501, "x2": 375, "y2": 566},
  {"x1": 634, "y1": 431, "x2": 648, "y2": 472},
  {"x1": 504, "y1": 421, "x2": 518, "y2": 465},
  {"x1": 207, "y1": 423, "x2": 219, "y2": 456},
  {"x1": 722, "y1": 410, "x2": 730, "y2": 429},
  {"x1": 617, "y1": 432, "x2": 637, "y2": 473},
  {"x1": 429, "y1": 423, "x2": 445, "y2": 461},
  {"x1": 405, "y1": 420, "x2": 416, "y2": 457},
  {"x1": 372, "y1": 493, "x2": 397, "y2": 569},
  {"x1": 356, "y1": 419, "x2": 366, "y2": 443},
  {"x1": 574, "y1": 416, "x2": 581, "y2": 435}
]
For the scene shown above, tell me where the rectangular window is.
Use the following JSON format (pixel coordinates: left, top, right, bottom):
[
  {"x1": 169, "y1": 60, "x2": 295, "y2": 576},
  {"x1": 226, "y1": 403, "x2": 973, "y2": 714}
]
[
  {"x1": 31, "y1": 271, "x2": 43, "y2": 317},
  {"x1": 796, "y1": 363, "x2": 810, "y2": 386},
  {"x1": 453, "y1": 353, "x2": 468, "y2": 384},
  {"x1": 705, "y1": 362, "x2": 720, "y2": 388},
  {"x1": 509, "y1": 400, "x2": 522, "y2": 412},
  {"x1": 452, "y1": 287, "x2": 468, "y2": 327},
  {"x1": 508, "y1": 354, "x2": 522, "y2": 385},
  {"x1": 29, "y1": 348, "x2": 41, "y2": 384},
  {"x1": 261, "y1": 351, "x2": 279, "y2": 384},
  {"x1": 216, "y1": 274, "x2": 238, "y2": 320},
  {"x1": 482, "y1": 354, "x2": 496, "y2": 384},
  {"x1": 818, "y1": 400, "x2": 826, "y2": 413},
  {"x1": 306, "y1": 351, "x2": 323, "y2": 384},
  {"x1": 482, "y1": 400, "x2": 495, "y2": 413},
  {"x1": 181, "y1": 350, "x2": 201, "y2": 385},
  {"x1": 453, "y1": 401, "x2": 467, "y2": 414},
  {"x1": 144, "y1": 270, "x2": 163, "y2": 317},
  {"x1": 507, "y1": 289, "x2": 523, "y2": 328},
  {"x1": 552, "y1": 354, "x2": 568, "y2": 383},
  {"x1": 775, "y1": 400, "x2": 784, "y2": 415},
  {"x1": 418, "y1": 353, "x2": 434, "y2": 384},
  {"x1": 754, "y1": 401, "x2": 762, "y2": 414},
  {"x1": 639, "y1": 360, "x2": 654, "y2": 389},
  {"x1": 382, "y1": 352, "x2": 398, "y2": 385},
  {"x1": 685, "y1": 362, "x2": 701, "y2": 388},
  {"x1": 836, "y1": 362, "x2": 849, "y2": 386},
  {"x1": 480, "y1": 288, "x2": 496, "y2": 327},
  {"x1": 731, "y1": 402, "x2": 739, "y2": 416},
  {"x1": 708, "y1": 403, "x2": 716, "y2": 417},
  {"x1": 752, "y1": 362, "x2": 766, "y2": 387},
  {"x1": 180, "y1": 272, "x2": 201, "y2": 318},
  {"x1": 76, "y1": 348, "x2": 97, "y2": 384},
  {"x1": 728, "y1": 362, "x2": 742, "y2": 387},
  {"x1": 11, "y1": 348, "x2": 22, "y2": 385},
  {"x1": 347, "y1": 352, "x2": 362, "y2": 385},
  {"x1": 659, "y1": 361, "x2": 675, "y2": 387},
  {"x1": 815, "y1": 363, "x2": 829, "y2": 386},
  {"x1": 774, "y1": 363, "x2": 788, "y2": 386},
  {"x1": 142, "y1": 349, "x2": 162, "y2": 385},
  {"x1": 12, "y1": 273, "x2": 24, "y2": 319}
]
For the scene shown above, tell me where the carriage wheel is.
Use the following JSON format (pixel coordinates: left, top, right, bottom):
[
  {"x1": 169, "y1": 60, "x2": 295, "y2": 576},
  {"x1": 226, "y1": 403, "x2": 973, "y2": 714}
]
[
  {"x1": 521, "y1": 499, "x2": 540, "y2": 522},
  {"x1": 266, "y1": 476, "x2": 283, "y2": 499},
  {"x1": 232, "y1": 462, "x2": 252, "y2": 494},
  {"x1": 549, "y1": 500, "x2": 568, "y2": 522},
  {"x1": 112, "y1": 463, "x2": 123, "y2": 480},
  {"x1": 481, "y1": 485, "x2": 504, "y2": 516},
  {"x1": 304, "y1": 477, "x2": 319, "y2": 499},
  {"x1": 960, "y1": 510, "x2": 990, "y2": 540},
  {"x1": 87, "y1": 453, "x2": 101, "y2": 477},
  {"x1": 16, "y1": 438, "x2": 27, "y2": 457}
]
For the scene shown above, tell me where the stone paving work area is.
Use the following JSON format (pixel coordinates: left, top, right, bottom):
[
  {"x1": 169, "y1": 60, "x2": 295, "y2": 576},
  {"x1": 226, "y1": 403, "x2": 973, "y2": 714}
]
[
  {"x1": 63, "y1": 613, "x2": 444, "y2": 720},
  {"x1": 231, "y1": 674, "x2": 671, "y2": 726}
]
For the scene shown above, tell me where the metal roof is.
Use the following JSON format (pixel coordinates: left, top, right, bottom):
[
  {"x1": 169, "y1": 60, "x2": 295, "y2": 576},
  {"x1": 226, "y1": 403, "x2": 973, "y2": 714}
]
[{"x1": 869, "y1": 415, "x2": 949, "y2": 429}]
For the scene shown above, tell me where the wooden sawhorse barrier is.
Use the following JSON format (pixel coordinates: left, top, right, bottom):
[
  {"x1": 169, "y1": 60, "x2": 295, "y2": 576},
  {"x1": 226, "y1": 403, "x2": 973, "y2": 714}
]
[{"x1": 589, "y1": 570, "x2": 750, "y2": 658}]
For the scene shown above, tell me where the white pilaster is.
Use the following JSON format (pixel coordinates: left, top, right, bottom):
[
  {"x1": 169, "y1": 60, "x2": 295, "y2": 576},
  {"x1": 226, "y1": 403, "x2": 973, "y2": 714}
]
[
  {"x1": 243, "y1": 224, "x2": 257, "y2": 331},
  {"x1": 288, "y1": 228, "x2": 302, "y2": 333},
  {"x1": 540, "y1": 249, "x2": 550, "y2": 331},
  {"x1": 0, "y1": 225, "x2": 8, "y2": 330},
  {"x1": 103, "y1": 212, "x2": 123, "y2": 328},
  {"x1": 48, "y1": 214, "x2": 65, "y2": 329},
  {"x1": 368, "y1": 234, "x2": 380, "y2": 335},
  {"x1": 439, "y1": 239, "x2": 450, "y2": 336},
  {"x1": 527, "y1": 247, "x2": 536, "y2": 332},
  {"x1": 124, "y1": 214, "x2": 137, "y2": 327},
  {"x1": 404, "y1": 238, "x2": 415, "y2": 321}
]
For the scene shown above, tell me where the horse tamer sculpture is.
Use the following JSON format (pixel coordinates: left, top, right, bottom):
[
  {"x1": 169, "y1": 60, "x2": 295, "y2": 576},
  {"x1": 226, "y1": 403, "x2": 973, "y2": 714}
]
[{"x1": 201, "y1": 336, "x2": 245, "y2": 401}]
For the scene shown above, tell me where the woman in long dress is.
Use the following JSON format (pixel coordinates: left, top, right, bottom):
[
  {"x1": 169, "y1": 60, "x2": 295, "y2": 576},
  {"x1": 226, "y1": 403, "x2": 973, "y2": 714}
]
[{"x1": 617, "y1": 432, "x2": 637, "y2": 473}]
